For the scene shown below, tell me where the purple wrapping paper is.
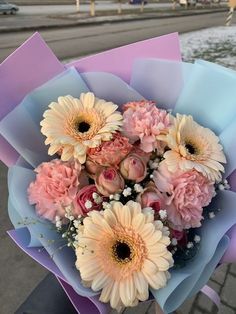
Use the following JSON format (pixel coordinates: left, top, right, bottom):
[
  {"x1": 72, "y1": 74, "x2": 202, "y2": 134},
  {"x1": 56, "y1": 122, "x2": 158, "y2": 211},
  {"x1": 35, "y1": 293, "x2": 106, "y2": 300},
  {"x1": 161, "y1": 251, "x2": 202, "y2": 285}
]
[
  {"x1": 0, "y1": 32, "x2": 181, "y2": 167},
  {"x1": 58, "y1": 278, "x2": 110, "y2": 314},
  {"x1": 67, "y1": 33, "x2": 181, "y2": 83},
  {"x1": 0, "y1": 33, "x2": 65, "y2": 166},
  {"x1": 1, "y1": 32, "x2": 182, "y2": 314}
]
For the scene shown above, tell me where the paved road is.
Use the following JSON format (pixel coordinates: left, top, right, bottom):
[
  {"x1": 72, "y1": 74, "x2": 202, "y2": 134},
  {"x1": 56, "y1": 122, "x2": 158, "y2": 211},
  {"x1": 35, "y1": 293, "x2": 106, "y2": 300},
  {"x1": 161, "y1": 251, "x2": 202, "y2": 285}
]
[{"x1": 0, "y1": 11, "x2": 227, "y2": 63}]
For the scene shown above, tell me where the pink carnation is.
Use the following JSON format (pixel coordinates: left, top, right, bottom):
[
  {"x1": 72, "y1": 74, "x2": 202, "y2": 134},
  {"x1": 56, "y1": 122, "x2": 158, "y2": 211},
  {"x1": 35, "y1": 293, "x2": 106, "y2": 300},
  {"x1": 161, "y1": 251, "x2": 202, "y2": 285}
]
[
  {"x1": 28, "y1": 159, "x2": 88, "y2": 222},
  {"x1": 122, "y1": 101, "x2": 170, "y2": 153},
  {"x1": 153, "y1": 162, "x2": 215, "y2": 230},
  {"x1": 87, "y1": 132, "x2": 132, "y2": 168}
]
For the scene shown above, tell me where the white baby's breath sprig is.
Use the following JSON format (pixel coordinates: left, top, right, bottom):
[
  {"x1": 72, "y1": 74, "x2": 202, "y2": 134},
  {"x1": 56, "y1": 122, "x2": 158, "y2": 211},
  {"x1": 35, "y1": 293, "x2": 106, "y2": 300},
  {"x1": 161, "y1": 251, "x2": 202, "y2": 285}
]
[
  {"x1": 171, "y1": 238, "x2": 178, "y2": 246},
  {"x1": 187, "y1": 242, "x2": 194, "y2": 249},
  {"x1": 113, "y1": 194, "x2": 121, "y2": 201},
  {"x1": 159, "y1": 209, "x2": 167, "y2": 220},
  {"x1": 209, "y1": 212, "x2": 215, "y2": 219},
  {"x1": 85, "y1": 200, "x2": 92, "y2": 209},
  {"x1": 123, "y1": 187, "x2": 132, "y2": 197},
  {"x1": 92, "y1": 192, "x2": 103, "y2": 204},
  {"x1": 218, "y1": 179, "x2": 230, "y2": 191},
  {"x1": 194, "y1": 235, "x2": 201, "y2": 243},
  {"x1": 134, "y1": 184, "x2": 144, "y2": 193},
  {"x1": 102, "y1": 202, "x2": 112, "y2": 210}
]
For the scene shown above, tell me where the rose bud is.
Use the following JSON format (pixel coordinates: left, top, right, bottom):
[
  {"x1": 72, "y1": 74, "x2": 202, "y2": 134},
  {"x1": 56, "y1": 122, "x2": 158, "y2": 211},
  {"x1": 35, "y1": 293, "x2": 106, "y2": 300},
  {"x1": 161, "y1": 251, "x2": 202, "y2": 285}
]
[
  {"x1": 137, "y1": 185, "x2": 164, "y2": 213},
  {"x1": 170, "y1": 229, "x2": 188, "y2": 247},
  {"x1": 95, "y1": 167, "x2": 125, "y2": 197},
  {"x1": 73, "y1": 185, "x2": 105, "y2": 216},
  {"x1": 85, "y1": 158, "x2": 103, "y2": 178},
  {"x1": 119, "y1": 153, "x2": 147, "y2": 183}
]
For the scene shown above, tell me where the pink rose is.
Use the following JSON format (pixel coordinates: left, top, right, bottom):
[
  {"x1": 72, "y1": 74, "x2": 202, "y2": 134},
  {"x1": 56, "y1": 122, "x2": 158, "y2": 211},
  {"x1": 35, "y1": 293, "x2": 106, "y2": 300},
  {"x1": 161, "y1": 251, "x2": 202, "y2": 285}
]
[
  {"x1": 95, "y1": 168, "x2": 125, "y2": 196},
  {"x1": 153, "y1": 161, "x2": 215, "y2": 230},
  {"x1": 122, "y1": 101, "x2": 171, "y2": 153},
  {"x1": 137, "y1": 185, "x2": 164, "y2": 213},
  {"x1": 28, "y1": 159, "x2": 88, "y2": 222},
  {"x1": 119, "y1": 153, "x2": 147, "y2": 183},
  {"x1": 87, "y1": 132, "x2": 132, "y2": 168},
  {"x1": 73, "y1": 185, "x2": 105, "y2": 216}
]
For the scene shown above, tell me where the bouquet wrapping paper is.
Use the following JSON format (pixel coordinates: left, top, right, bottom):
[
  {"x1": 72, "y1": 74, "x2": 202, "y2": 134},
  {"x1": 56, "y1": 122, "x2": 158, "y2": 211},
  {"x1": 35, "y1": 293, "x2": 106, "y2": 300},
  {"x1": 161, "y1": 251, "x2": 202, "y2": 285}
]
[{"x1": 1, "y1": 32, "x2": 236, "y2": 314}]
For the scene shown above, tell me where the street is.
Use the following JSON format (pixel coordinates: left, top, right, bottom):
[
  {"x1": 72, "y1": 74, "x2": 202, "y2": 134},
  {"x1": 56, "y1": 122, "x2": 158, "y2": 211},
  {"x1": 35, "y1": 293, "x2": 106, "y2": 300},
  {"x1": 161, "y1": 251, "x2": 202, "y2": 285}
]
[{"x1": 0, "y1": 12, "x2": 228, "y2": 63}]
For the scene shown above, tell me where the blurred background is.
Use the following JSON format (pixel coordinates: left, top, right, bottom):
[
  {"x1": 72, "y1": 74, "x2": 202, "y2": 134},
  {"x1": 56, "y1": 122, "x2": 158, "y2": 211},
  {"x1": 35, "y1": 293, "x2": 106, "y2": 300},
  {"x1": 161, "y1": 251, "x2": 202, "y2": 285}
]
[{"x1": 0, "y1": 0, "x2": 236, "y2": 313}]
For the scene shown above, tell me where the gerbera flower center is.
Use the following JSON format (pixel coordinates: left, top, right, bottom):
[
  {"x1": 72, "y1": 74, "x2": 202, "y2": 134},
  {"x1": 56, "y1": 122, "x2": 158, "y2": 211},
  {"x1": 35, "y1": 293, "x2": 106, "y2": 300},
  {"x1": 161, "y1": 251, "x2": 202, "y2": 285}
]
[
  {"x1": 68, "y1": 110, "x2": 106, "y2": 141},
  {"x1": 185, "y1": 141, "x2": 198, "y2": 155},
  {"x1": 76, "y1": 121, "x2": 91, "y2": 133},
  {"x1": 112, "y1": 240, "x2": 134, "y2": 264}
]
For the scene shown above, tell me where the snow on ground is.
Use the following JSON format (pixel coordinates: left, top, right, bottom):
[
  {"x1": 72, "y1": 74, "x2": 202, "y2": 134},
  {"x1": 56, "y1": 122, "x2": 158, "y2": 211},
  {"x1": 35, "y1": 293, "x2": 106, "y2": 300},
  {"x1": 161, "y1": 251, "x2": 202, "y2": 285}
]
[
  {"x1": 65, "y1": 25, "x2": 236, "y2": 69},
  {"x1": 180, "y1": 25, "x2": 236, "y2": 69}
]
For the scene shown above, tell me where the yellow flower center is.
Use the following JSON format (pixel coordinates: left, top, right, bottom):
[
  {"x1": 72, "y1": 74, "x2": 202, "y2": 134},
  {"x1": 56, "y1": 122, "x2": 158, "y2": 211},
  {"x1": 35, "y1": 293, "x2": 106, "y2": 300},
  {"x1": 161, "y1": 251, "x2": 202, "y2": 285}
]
[
  {"x1": 96, "y1": 224, "x2": 148, "y2": 280},
  {"x1": 66, "y1": 109, "x2": 106, "y2": 141}
]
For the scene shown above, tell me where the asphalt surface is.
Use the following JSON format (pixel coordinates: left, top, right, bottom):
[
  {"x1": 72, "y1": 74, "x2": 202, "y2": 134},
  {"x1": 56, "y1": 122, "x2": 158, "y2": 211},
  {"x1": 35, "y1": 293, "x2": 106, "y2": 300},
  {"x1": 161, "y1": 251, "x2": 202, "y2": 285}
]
[{"x1": 0, "y1": 11, "x2": 228, "y2": 63}]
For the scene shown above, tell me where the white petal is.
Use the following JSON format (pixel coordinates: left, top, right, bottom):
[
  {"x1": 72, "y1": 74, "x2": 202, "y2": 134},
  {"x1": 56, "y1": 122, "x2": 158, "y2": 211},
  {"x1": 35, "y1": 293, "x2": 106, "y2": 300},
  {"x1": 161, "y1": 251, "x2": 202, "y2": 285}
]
[
  {"x1": 133, "y1": 272, "x2": 149, "y2": 302},
  {"x1": 155, "y1": 257, "x2": 170, "y2": 271},
  {"x1": 90, "y1": 211, "x2": 113, "y2": 235},
  {"x1": 48, "y1": 145, "x2": 61, "y2": 156},
  {"x1": 143, "y1": 230, "x2": 162, "y2": 245},
  {"x1": 78, "y1": 260, "x2": 101, "y2": 280},
  {"x1": 126, "y1": 201, "x2": 142, "y2": 218},
  {"x1": 119, "y1": 205, "x2": 131, "y2": 226},
  {"x1": 106, "y1": 112, "x2": 123, "y2": 122},
  {"x1": 92, "y1": 272, "x2": 111, "y2": 291},
  {"x1": 119, "y1": 276, "x2": 136, "y2": 307},
  {"x1": 99, "y1": 279, "x2": 114, "y2": 303},
  {"x1": 142, "y1": 271, "x2": 162, "y2": 290},
  {"x1": 110, "y1": 281, "x2": 121, "y2": 309},
  {"x1": 132, "y1": 213, "x2": 145, "y2": 230},
  {"x1": 103, "y1": 208, "x2": 118, "y2": 227},
  {"x1": 142, "y1": 259, "x2": 158, "y2": 276},
  {"x1": 80, "y1": 92, "x2": 95, "y2": 109},
  {"x1": 139, "y1": 223, "x2": 155, "y2": 239}
]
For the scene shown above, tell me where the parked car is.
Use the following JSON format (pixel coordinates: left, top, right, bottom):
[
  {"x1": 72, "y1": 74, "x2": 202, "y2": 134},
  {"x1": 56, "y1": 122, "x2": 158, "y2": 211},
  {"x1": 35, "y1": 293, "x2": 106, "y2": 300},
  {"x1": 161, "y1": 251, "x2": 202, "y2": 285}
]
[
  {"x1": 129, "y1": 0, "x2": 147, "y2": 4},
  {"x1": 179, "y1": 0, "x2": 197, "y2": 6},
  {"x1": 0, "y1": 0, "x2": 19, "y2": 14}
]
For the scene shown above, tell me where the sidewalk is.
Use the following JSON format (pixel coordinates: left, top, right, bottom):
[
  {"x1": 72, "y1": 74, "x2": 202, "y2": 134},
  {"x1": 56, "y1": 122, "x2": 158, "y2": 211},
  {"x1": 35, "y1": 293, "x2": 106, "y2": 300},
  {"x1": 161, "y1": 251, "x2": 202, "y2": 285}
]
[{"x1": 0, "y1": 5, "x2": 228, "y2": 33}]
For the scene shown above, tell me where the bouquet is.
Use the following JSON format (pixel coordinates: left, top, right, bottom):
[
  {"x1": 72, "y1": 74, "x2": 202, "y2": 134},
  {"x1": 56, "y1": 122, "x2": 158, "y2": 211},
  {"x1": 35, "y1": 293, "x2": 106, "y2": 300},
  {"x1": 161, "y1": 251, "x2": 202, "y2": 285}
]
[{"x1": 1, "y1": 32, "x2": 236, "y2": 314}]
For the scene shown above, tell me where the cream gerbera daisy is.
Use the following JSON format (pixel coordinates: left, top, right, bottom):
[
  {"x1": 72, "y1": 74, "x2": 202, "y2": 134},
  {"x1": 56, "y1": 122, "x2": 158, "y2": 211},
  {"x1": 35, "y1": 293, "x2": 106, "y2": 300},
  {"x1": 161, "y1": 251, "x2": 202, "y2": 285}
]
[
  {"x1": 163, "y1": 114, "x2": 226, "y2": 182},
  {"x1": 40, "y1": 93, "x2": 123, "y2": 164},
  {"x1": 75, "y1": 201, "x2": 173, "y2": 310}
]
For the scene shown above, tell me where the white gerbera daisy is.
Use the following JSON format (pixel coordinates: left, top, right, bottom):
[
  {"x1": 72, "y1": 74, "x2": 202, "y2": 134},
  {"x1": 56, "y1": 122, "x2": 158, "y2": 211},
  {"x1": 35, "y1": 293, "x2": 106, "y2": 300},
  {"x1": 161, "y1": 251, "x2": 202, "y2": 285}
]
[
  {"x1": 163, "y1": 114, "x2": 226, "y2": 182},
  {"x1": 40, "y1": 92, "x2": 123, "y2": 164},
  {"x1": 75, "y1": 201, "x2": 173, "y2": 310}
]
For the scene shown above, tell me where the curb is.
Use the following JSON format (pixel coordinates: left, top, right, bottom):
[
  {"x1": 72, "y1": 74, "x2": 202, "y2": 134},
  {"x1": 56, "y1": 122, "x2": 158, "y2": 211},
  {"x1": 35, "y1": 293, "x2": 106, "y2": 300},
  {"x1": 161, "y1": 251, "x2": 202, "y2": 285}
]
[{"x1": 0, "y1": 8, "x2": 227, "y2": 33}]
